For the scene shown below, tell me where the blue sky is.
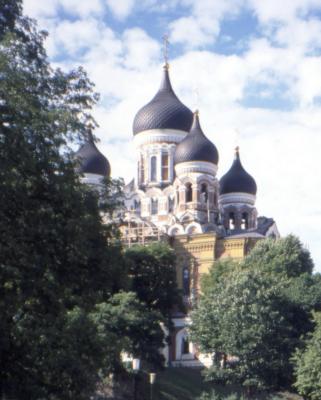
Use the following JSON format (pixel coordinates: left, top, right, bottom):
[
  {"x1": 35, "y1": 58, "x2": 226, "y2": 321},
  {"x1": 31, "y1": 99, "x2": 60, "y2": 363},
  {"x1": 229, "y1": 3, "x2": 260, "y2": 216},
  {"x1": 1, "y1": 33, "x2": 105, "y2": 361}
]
[{"x1": 24, "y1": 0, "x2": 321, "y2": 271}]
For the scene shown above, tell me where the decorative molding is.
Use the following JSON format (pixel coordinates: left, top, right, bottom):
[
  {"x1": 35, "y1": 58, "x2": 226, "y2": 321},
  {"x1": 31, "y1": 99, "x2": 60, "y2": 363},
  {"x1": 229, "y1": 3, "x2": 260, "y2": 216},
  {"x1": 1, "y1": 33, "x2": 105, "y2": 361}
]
[
  {"x1": 175, "y1": 161, "x2": 217, "y2": 176},
  {"x1": 133, "y1": 129, "x2": 187, "y2": 147},
  {"x1": 219, "y1": 192, "x2": 256, "y2": 206},
  {"x1": 81, "y1": 173, "x2": 104, "y2": 186}
]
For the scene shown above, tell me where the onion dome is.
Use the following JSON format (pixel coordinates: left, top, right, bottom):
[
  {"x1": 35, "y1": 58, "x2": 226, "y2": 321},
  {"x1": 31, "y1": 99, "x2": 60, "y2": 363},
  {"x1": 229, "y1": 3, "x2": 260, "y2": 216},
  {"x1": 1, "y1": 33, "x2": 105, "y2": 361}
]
[
  {"x1": 75, "y1": 135, "x2": 111, "y2": 177},
  {"x1": 133, "y1": 64, "x2": 193, "y2": 135},
  {"x1": 219, "y1": 147, "x2": 257, "y2": 195},
  {"x1": 174, "y1": 111, "x2": 219, "y2": 165}
]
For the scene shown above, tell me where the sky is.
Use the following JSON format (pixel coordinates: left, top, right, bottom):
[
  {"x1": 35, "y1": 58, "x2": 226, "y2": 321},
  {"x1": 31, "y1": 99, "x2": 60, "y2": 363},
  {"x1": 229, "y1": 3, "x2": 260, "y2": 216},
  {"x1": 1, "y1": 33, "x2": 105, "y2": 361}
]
[{"x1": 23, "y1": 0, "x2": 321, "y2": 272}]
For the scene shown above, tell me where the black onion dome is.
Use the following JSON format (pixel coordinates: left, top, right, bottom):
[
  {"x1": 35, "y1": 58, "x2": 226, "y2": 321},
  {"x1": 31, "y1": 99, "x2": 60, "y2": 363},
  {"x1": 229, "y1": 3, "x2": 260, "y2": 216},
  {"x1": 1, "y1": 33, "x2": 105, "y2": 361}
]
[
  {"x1": 219, "y1": 147, "x2": 257, "y2": 195},
  {"x1": 174, "y1": 111, "x2": 219, "y2": 165},
  {"x1": 132, "y1": 65, "x2": 193, "y2": 135},
  {"x1": 75, "y1": 136, "x2": 111, "y2": 177}
]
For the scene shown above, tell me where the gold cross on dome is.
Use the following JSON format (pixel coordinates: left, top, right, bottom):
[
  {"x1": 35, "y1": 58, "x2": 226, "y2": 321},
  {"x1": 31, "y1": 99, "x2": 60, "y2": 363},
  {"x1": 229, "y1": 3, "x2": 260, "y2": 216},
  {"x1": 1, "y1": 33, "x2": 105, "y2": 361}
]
[{"x1": 163, "y1": 34, "x2": 170, "y2": 67}]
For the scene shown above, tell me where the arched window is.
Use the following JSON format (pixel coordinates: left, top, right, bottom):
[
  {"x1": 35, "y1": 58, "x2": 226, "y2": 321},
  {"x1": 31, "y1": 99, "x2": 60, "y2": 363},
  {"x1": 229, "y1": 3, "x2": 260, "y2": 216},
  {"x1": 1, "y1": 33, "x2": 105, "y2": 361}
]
[
  {"x1": 183, "y1": 267, "x2": 190, "y2": 295},
  {"x1": 201, "y1": 183, "x2": 208, "y2": 203},
  {"x1": 150, "y1": 156, "x2": 157, "y2": 182},
  {"x1": 241, "y1": 212, "x2": 248, "y2": 230},
  {"x1": 182, "y1": 335, "x2": 190, "y2": 355},
  {"x1": 134, "y1": 199, "x2": 141, "y2": 212},
  {"x1": 168, "y1": 196, "x2": 175, "y2": 213},
  {"x1": 185, "y1": 183, "x2": 192, "y2": 203},
  {"x1": 162, "y1": 153, "x2": 169, "y2": 181},
  {"x1": 229, "y1": 212, "x2": 235, "y2": 230},
  {"x1": 140, "y1": 155, "x2": 145, "y2": 184},
  {"x1": 151, "y1": 198, "x2": 158, "y2": 215}
]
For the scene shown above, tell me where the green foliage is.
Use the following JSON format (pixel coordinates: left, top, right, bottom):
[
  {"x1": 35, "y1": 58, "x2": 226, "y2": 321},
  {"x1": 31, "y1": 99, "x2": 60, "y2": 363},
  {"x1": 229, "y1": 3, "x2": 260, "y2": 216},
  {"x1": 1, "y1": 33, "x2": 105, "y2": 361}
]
[
  {"x1": 198, "y1": 390, "x2": 245, "y2": 400},
  {"x1": 191, "y1": 235, "x2": 316, "y2": 393},
  {"x1": 293, "y1": 312, "x2": 321, "y2": 400},
  {"x1": 91, "y1": 292, "x2": 165, "y2": 369},
  {"x1": 201, "y1": 258, "x2": 239, "y2": 295},
  {"x1": 0, "y1": 0, "x2": 22, "y2": 37},
  {"x1": 244, "y1": 235, "x2": 314, "y2": 278},
  {"x1": 0, "y1": 6, "x2": 158, "y2": 400},
  {"x1": 125, "y1": 242, "x2": 182, "y2": 326},
  {"x1": 191, "y1": 269, "x2": 294, "y2": 390}
]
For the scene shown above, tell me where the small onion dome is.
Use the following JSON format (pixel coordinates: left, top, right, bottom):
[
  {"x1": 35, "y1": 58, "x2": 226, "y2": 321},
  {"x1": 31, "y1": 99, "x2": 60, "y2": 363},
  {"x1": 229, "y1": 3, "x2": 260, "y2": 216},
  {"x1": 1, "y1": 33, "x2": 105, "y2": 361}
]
[
  {"x1": 75, "y1": 136, "x2": 111, "y2": 177},
  {"x1": 219, "y1": 147, "x2": 257, "y2": 195},
  {"x1": 174, "y1": 111, "x2": 219, "y2": 165},
  {"x1": 132, "y1": 64, "x2": 193, "y2": 135}
]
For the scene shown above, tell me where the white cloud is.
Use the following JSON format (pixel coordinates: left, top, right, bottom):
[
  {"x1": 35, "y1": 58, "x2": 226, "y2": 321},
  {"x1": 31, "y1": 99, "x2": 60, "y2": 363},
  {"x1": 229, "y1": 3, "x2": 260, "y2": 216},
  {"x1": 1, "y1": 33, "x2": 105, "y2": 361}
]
[
  {"x1": 248, "y1": 0, "x2": 321, "y2": 23},
  {"x1": 170, "y1": 16, "x2": 219, "y2": 48},
  {"x1": 24, "y1": 0, "x2": 104, "y2": 20},
  {"x1": 169, "y1": 0, "x2": 244, "y2": 48},
  {"x1": 122, "y1": 28, "x2": 161, "y2": 69},
  {"x1": 60, "y1": 0, "x2": 104, "y2": 18},
  {"x1": 23, "y1": 0, "x2": 321, "y2": 271},
  {"x1": 23, "y1": 0, "x2": 59, "y2": 20},
  {"x1": 105, "y1": 0, "x2": 135, "y2": 20},
  {"x1": 47, "y1": 19, "x2": 103, "y2": 58},
  {"x1": 295, "y1": 57, "x2": 321, "y2": 106}
]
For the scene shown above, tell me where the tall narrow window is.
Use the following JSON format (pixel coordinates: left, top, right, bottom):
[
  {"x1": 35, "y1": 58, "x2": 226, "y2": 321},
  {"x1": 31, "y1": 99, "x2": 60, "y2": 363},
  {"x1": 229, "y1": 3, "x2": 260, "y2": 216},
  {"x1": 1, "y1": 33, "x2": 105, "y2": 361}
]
[
  {"x1": 229, "y1": 212, "x2": 235, "y2": 230},
  {"x1": 241, "y1": 212, "x2": 248, "y2": 230},
  {"x1": 140, "y1": 155, "x2": 145, "y2": 184},
  {"x1": 134, "y1": 199, "x2": 141, "y2": 212},
  {"x1": 151, "y1": 198, "x2": 158, "y2": 215},
  {"x1": 183, "y1": 267, "x2": 190, "y2": 295},
  {"x1": 162, "y1": 153, "x2": 169, "y2": 181},
  {"x1": 150, "y1": 156, "x2": 157, "y2": 182},
  {"x1": 182, "y1": 335, "x2": 190, "y2": 355},
  {"x1": 185, "y1": 183, "x2": 192, "y2": 203},
  {"x1": 168, "y1": 196, "x2": 175, "y2": 213},
  {"x1": 201, "y1": 183, "x2": 208, "y2": 203},
  {"x1": 213, "y1": 192, "x2": 217, "y2": 207}
]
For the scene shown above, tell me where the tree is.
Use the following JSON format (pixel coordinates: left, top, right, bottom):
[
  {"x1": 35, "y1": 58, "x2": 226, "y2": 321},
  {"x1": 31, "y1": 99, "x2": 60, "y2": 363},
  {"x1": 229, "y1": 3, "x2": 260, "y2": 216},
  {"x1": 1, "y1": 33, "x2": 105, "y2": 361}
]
[
  {"x1": 293, "y1": 312, "x2": 321, "y2": 400},
  {"x1": 0, "y1": 0, "x2": 22, "y2": 37},
  {"x1": 190, "y1": 235, "x2": 316, "y2": 393},
  {"x1": 125, "y1": 242, "x2": 183, "y2": 327},
  {"x1": 91, "y1": 291, "x2": 165, "y2": 370},
  {"x1": 244, "y1": 235, "x2": 314, "y2": 278},
  {"x1": 0, "y1": 5, "x2": 162, "y2": 399},
  {"x1": 191, "y1": 268, "x2": 294, "y2": 392}
]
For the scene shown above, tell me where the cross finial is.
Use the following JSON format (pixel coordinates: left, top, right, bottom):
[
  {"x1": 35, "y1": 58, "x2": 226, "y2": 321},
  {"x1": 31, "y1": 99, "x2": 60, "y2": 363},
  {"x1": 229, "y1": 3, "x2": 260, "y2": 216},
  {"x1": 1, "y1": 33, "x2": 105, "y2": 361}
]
[
  {"x1": 162, "y1": 34, "x2": 170, "y2": 69},
  {"x1": 235, "y1": 145, "x2": 240, "y2": 159}
]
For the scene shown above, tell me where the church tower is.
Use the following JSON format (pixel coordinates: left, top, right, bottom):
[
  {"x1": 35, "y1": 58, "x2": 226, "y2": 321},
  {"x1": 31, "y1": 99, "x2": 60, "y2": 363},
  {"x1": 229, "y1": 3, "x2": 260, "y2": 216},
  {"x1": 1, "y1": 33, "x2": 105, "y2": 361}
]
[
  {"x1": 132, "y1": 64, "x2": 193, "y2": 190},
  {"x1": 219, "y1": 147, "x2": 257, "y2": 232},
  {"x1": 173, "y1": 111, "x2": 219, "y2": 233}
]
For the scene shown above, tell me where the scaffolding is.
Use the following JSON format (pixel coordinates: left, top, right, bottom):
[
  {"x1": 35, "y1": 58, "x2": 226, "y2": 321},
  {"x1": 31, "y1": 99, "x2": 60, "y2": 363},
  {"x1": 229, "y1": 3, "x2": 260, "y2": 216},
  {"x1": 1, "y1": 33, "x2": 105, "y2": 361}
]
[{"x1": 120, "y1": 210, "x2": 167, "y2": 247}]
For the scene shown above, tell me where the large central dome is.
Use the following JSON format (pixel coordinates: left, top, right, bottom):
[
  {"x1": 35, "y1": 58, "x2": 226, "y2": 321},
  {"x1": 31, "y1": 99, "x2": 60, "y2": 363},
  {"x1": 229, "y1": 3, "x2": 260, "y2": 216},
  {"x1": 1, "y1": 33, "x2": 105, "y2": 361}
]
[{"x1": 132, "y1": 65, "x2": 193, "y2": 135}]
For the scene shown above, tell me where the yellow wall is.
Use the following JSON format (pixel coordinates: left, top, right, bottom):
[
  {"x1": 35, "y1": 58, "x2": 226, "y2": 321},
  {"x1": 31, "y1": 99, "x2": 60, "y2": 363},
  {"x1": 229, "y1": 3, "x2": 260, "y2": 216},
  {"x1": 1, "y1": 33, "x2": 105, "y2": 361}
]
[{"x1": 171, "y1": 233, "x2": 261, "y2": 293}]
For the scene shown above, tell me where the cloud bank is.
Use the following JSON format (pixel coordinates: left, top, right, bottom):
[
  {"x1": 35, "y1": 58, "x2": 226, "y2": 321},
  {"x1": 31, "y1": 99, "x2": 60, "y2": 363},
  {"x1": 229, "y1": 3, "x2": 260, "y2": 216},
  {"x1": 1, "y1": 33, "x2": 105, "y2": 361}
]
[{"x1": 23, "y1": 0, "x2": 321, "y2": 271}]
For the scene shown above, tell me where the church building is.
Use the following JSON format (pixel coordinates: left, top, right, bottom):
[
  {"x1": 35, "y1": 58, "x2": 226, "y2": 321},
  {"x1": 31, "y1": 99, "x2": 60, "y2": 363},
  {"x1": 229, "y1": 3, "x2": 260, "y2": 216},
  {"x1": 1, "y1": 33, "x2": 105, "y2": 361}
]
[{"x1": 75, "y1": 61, "x2": 279, "y2": 367}]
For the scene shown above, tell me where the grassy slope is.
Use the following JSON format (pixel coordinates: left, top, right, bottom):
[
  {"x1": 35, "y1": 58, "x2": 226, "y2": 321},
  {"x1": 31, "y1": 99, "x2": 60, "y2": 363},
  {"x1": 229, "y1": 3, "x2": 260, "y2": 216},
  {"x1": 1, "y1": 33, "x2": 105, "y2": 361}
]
[{"x1": 144, "y1": 368, "x2": 303, "y2": 400}]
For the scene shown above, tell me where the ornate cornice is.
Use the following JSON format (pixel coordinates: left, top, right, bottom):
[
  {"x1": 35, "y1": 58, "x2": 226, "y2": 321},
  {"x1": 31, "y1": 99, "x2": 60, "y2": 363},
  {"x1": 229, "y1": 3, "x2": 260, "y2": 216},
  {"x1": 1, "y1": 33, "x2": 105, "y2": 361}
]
[
  {"x1": 133, "y1": 129, "x2": 187, "y2": 148},
  {"x1": 175, "y1": 161, "x2": 218, "y2": 176},
  {"x1": 219, "y1": 192, "x2": 256, "y2": 206}
]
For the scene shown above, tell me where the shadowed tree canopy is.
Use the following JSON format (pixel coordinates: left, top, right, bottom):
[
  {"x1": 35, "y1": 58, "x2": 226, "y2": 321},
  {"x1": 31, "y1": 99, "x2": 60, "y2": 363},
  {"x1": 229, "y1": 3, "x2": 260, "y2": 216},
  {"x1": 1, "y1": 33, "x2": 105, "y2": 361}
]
[
  {"x1": 293, "y1": 312, "x2": 321, "y2": 400},
  {"x1": 0, "y1": 3, "x2": 165, "y2": 399},
  {"x1": 125, "y1": 242, "x2": 183, "y2": 327}
]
